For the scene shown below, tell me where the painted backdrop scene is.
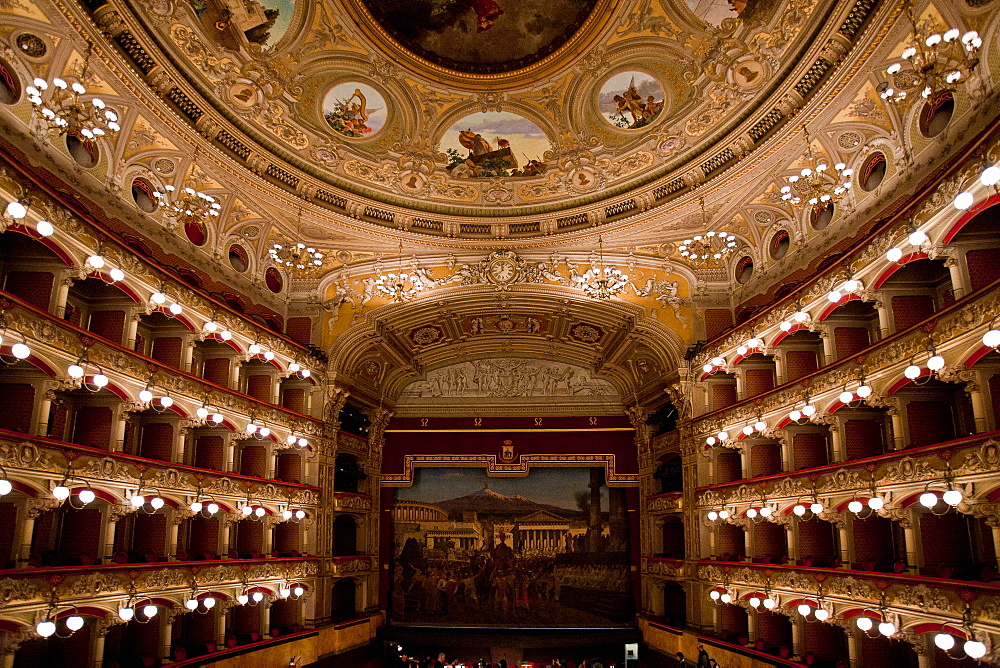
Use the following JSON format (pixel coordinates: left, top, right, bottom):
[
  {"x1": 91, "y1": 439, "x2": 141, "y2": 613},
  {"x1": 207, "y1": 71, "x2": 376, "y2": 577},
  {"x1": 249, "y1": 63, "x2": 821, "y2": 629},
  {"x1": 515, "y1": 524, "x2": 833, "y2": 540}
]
[{"x1": 389, "y1": 467, "x2": 632, "y2": 627}]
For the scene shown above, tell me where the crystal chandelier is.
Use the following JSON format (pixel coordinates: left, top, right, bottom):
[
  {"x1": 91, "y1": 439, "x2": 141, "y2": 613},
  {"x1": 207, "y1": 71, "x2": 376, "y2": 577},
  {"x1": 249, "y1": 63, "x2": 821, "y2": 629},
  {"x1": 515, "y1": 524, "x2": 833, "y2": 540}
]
[
  {"x1": 155, "y1": 185, "x2": 221, "y2": 225},
  {"x1": 25, "y1": 45, "x2": 120, "y2": 140},
  {"x1": 880, "y1": 1, "x2": 981, "y2": 103},
  {"x1": 678, "y1": 197, "x2": 738, "y2": 265},
  {"x1": 576, "y1": 236, "x2": 628, "y2": 299},
  {"x1": 268, "y1": 209, "x2": 327, "y2": 277},
  {"x1": 780, "y1": 126, "x2": 853, "y2": 207},
  {"x1": 374, "y1": 241, "x2": 424, "y2": 302}
]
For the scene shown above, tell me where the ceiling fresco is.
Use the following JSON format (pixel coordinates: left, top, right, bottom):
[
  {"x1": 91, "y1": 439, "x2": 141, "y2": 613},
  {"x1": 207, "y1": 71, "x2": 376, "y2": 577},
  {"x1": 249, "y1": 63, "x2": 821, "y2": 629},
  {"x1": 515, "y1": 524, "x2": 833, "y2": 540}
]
[
  {"x1": 120, "y1": 0, "x2": 837, "y2": 219},
  {"x1": 359, "y1": 0, "x2": 601, "y2": 74}
]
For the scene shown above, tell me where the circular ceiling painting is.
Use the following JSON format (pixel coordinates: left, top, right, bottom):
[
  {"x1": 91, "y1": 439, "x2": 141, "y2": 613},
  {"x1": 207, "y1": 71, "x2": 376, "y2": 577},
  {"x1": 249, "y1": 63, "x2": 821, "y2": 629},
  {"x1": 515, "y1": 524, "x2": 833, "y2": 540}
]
[
  {"x1": 323, "y1": 83, "x2": 387, "y2": 138},
  {"x1": 441, "y1": 112, "x2": 549, "y2": 178},
  {"x1": 598, "y1": 72, "x2": 665, "y2": 130},
  {"x1": 360, "y1": 0, "x2": 600, "y2": 73}
]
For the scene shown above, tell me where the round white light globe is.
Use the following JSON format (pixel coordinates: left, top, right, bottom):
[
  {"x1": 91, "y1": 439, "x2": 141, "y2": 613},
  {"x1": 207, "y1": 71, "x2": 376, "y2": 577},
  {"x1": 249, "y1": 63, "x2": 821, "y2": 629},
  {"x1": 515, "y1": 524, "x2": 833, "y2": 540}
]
[
  {"x1": 746, "y1": 508, "x2": 758, "y2": 518},
  {"x1": 749, "y1": 597, "x2": 761, "y2": 608},
  {"x1": 5, "y1": 201, "x2": 27, "y2": 219},
  {"x1": 984, "y1": 329, "x2": 1000, "y2": 348},
  {"x1": 185, "y1": 599, "x2": 198, "y2": 611},
  {"x1": 78, "y1": 489, "x2": 95, "y2": 505},
  {"x1": 763, "y1": 598, "x2": 776, "y2": 609},
  {"x1": 52, "y1": 485, "x2": 70, "y2": 501},
  {"x1": 814, "y1": 608, "x2": 829, "y2": 621},
  {"x1": 254, "y1": 506, "x2": 265, "y2": 517},
  {"x1": 867, "y1": 497, "x2": 884, "y2": 510},
  {"x1": 237, "y1": 594, "x2": 249, "y2": 606},
  {"x1": 719, "y1": 510, "x2": 730, "y2": 520},
  {"x1": 130, "y1": 494, "x2": 145, "y2": 508},
  {"x1": 709, "y1": 590, "x2": 721, "y2": 600},
  {"x1": 11, "y1": 343, "x2": 30, "y2": 359},
  {"x1": 828, "y1": 290, "x2": 843, "y2": 303},
  {"x1": 934, "y1": 633, "x2": 955, "y2": 650},
  {"x1": 143, "y1": 604, "x2": 157, "y2": 618},
  {"x1": 118, "y1": 607, "x2": 134, "y2": 622},
  {"x1": 879, "y1": 622, "x2": 896, "y2": 637},
  {"x1": 904, "y1": 365, "x2": 921, "y2": 379},
  {"x1": 908, "y1": 230, "x2": 928, "y2": 246},
  {"x1": 109, "y1": 268, "x2": 125, "y2": 282},
  {"x1": 886, "y1": 247, "x2": 904, "y2": 263},
  {"x1": 293, "y1": 586, "x2": 304, "y2": 597},
  {"x1": 810, "y1": 502, "x2": 823, "y2": 514},
  {"x1": 0, "y1": 479, "x2": 11, "y2": 496},
  {"x1": 981, "y1": 166, "x2": 1000, "y2": 187},
  {"x1": 760, "y1": 507, "x2": 773, "y2": 517},
  {"x1": 802, "y1": 404, "x2": 816, "y2": 417},
  {"x1": 138, "y1": 389, "x2": 153, "y2": 403},
  {"x1": 856, "y1": 616, "x2": 873, "y2": 631},
  {"x1": 856, "y1": 384, "x2": 872, "y2": 398},
  {"x1": 954, "y1": 191, "x2": 975, "y2": 210},
  {"x1": 203, "y1": 597, "x2": 216, "y2": 609},
  {"x1": 942, "y1": 489, "x2": 963, "y2": 506},
  {"x1": 252, "y1": 591, "x2": 264, "y2": 602},
  {"x1": 92, "y1": 374, "x2": 108, "y2": 387},
  {"x1": 919, "y1": 492, "x2": 938, "y2": 508},
  {"x1": 68, "y1": 364, "x2": 84, "y2": 379},
  {"x1": 848, "y1": 500, "x2": 863, "y2": 513},
  {"x1": 150, "y1": 496, "x2": 164, "y2": 510},
  {"x1": 206, "y1": 503, "x2": 219, "y2": 514},
  {"x1": 927, "y1": 355, "x2": 945, "y2": 371},
  {"x1": 707, "y1": 511, "x2": 718, "y2": 521},
  {"x1": 839, "y1": 391, "x2": 854, "y2": 404},
  {"x1": 190, "y1": 501, "x2": 203, "y2": 513},
  {"x1": 793, "y1": 504, "x2": 806, "y2": 516},
  {"x1": 36, "y1": 620, "x2": 56, "y2": 637},
  {"x1": 797, "y1": 603, "x2": 812, "y2": 616},
  {"x1": 965, "y1": 640, "x2": 987, "y2": 659}
]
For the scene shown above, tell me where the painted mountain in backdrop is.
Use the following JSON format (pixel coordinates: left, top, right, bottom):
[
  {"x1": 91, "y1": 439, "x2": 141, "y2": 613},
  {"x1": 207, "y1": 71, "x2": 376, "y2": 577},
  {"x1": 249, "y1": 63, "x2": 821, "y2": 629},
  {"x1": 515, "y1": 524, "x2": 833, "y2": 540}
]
[{"x1": 435, "y1": 487, "x2": 586, "y2": 519}]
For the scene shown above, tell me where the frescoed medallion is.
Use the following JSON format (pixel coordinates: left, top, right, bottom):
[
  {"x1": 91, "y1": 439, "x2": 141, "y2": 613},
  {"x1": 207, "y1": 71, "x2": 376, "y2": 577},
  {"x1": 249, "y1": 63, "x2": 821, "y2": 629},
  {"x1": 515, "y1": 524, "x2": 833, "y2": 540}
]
[
  {"x1": 598, "y1": 72, "x2": 665, "y2": 130},
  {"x1": 323, "y1": 83, "x2": 387, "y2": 139},
  {"x1": 442, "y1": 112, "x2": 549, "y2": 178}
]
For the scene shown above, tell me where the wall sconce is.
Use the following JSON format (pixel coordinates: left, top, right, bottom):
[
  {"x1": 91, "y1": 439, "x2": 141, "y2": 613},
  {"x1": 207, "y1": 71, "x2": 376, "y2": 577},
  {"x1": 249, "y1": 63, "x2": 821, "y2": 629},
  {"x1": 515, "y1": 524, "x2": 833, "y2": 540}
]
[
  {"x1": 189, "y1": 488, "x2": 220, "y2": 516},
  {"x1": 35, "y1": 593, "x2": 84, "y2": 638},
  {"x1": 787, "y1": 395, "x2": 817, "y2": 424},
  {"x1": 150, "y1": 285, "x2": 182, "y2": 317},
  {"x1": 0, "y1": 311, "x2": 31, "y2": 365},
  {"x1": 67, "y1": 346, "x2": 109, "y2": 391}
]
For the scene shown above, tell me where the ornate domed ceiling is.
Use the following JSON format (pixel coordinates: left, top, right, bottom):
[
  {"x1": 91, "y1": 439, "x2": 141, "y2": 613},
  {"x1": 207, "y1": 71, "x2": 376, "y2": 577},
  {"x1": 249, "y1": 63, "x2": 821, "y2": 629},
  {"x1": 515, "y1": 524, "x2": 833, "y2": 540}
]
[
  {"x1": 113, "y1": 0, "x2": 859, "y2": 226},
  {"x1": 1, "y1": 0, "x2": 996, "y2": 404}
]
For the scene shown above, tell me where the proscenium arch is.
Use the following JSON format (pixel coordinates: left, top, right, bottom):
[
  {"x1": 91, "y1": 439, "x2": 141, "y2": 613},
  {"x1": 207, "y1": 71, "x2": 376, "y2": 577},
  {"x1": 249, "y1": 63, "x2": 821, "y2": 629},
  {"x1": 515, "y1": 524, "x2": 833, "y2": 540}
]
[{"x1": 327, "y1": 283, "x2": 685, "y2": 404}]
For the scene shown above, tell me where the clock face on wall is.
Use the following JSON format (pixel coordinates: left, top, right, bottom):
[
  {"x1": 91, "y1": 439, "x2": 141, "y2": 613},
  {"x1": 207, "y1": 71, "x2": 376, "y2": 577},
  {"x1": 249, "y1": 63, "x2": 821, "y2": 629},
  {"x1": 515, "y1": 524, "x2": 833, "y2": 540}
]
[{"x1": 482, "y1": 251, "x2": 523, "y2": 290}]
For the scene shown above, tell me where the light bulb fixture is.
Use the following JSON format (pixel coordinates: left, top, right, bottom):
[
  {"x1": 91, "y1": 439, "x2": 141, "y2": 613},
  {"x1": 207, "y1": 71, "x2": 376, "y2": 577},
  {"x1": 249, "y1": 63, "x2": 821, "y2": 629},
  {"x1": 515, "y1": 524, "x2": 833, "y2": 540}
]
[
  {"x1": 953, "y1": 191, "x2": 975, "y2": 210},
  {"x1": 880, "y1": 2, "x2": 981, "y2": 103},
  {"x1": 3, "y1": 199, "x2": 28, "y2": 221},
  {"x1": 797, "y1": 603, "x2": 812, "y2": 616},
  {"x1": 268, "y1": 206, "x2": 327, "y2": 279},
  {"x1": 856, "y1": 616, "x2": 873, "y2": 631},
  {"x1": 763, "y1": 597, "x2": 776, "y2": 610},
  {"x1": 813, "y1": 608, "x2": 829, "y2": 622},
  {"x1": 749, "y1": 596, "x2": 761, "y2": 609},
  {"x1": 780, "y1": 126, "x2": 853, "y2": 207},
  {"x1": 984, "y1": 318, "x2": 1000, "y2": 350},
  {"x1": 677, "y1": 197, "x2": 738, "y2": 266},
  {"x1": 25, "y1": 46, "x2": 121, "y2": 140},
  {"x1": 576, "y1": 236, "x2": 629, "y2": 299},
  {"x1": 155, "y1": 183, "x2": 221, "y2": 227},
  {"x1": 33, "y1": 219, "x2": 54, "y2": 237},
  {"x1": 935, "y1": 633, "x2": 956, "y2": 650},
  {"x1": 149, "y1": 287, "x2": 182, "y2": 318}
]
